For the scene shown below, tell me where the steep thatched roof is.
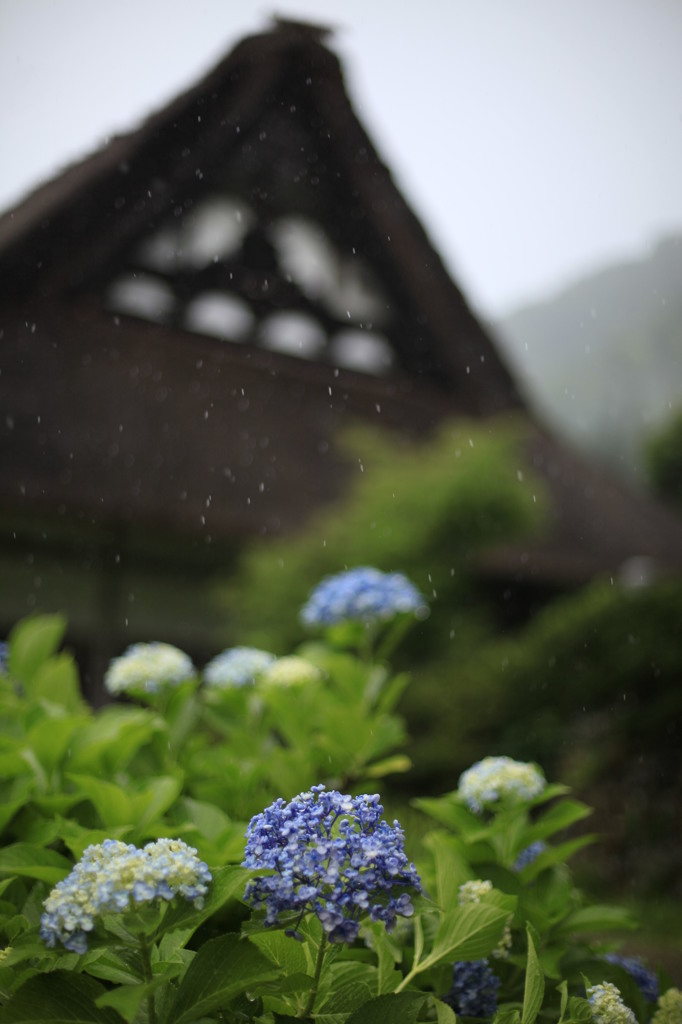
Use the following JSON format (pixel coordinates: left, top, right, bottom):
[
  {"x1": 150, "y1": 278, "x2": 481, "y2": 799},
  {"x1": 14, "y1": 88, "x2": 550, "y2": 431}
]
[{"x1": 1, "y1": 17, "x2": 681, "y2": 590}]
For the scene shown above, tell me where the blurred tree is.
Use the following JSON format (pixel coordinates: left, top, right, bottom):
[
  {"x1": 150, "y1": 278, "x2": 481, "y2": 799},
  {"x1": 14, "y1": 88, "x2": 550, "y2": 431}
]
[
  {"x1": 216, "y1": 415, "x2": 545, "y2": 655},
  {"x1": 645, "y1": 406, "x2": 682, "y2": 511}
]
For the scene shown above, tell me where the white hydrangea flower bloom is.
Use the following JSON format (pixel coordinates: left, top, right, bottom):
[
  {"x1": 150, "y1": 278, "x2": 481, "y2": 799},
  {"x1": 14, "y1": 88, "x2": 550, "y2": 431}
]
[
  {"x1": 40, "y1": 838, "x2": 211, "y2": 953},
  {"x1": 458, "y1": 756, "x2": 546, "y2": 813},
  {"x1": 104, "y1": 642, "x2": 194, "y2": 695},
  {"x1": 263, "y1": 656, "x2": 322, "y2": 687},
  {"x1": 588, "y1": 982, "x2": 637, "y2": 1024}
]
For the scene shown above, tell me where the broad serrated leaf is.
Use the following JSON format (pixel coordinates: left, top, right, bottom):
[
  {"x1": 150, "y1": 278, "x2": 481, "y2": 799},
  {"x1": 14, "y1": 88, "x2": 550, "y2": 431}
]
[
  {"x1": 423, "y1": 901, "x2": 513, "y2": 970},
  {"x1": 344, "y1": 992, "x2": 426, "y2": 1024},
  {"x1": 67, "y1": 707, "x2": 161, "y2": 775},
  {"x1": 518, "y1": 835, "x2": 596, "y2": 882},
  {"x1": 0, "y1": 844, "x2": 72, "y2": 884},
  {"x1": 157, "y1": 864, "x2": 254, "y2": 939},
  {"x1": 523, "y1": 799, "x2": 592, "y2": 845},
  {"x1": 318, "y1": 962, "x2": 379, "y2": 1014},
  {"x1": 80, "y1": 949, "x2": 142, "y2": 986},
  {"x1": 433, "y1": 997, "x2": 457, "y2": 1024},
  {"x1": 412, "y1": 795, "x2": 486, "y2": 838},
  {"x1": 165, "y1": 933, "x2": 278, "y2": 1024},
  {"x1": 0, "y1": 970, "x2": 123, "y2": 1023},
  {"x1": 65, "y1": 775, "x2": 133, "y2": 829},
  {"x1": 96, "y1": 979, "x2": 165, "y2": 1024},
  {"x1": 249, "y1": 929, "x2": 310, "y2": 975},
  {"x1": 362, "y1": 920, "x2": 403, "y2": 995},
  {"x1": 424, "y1": 830, "x2": 474, "y2": 911}
]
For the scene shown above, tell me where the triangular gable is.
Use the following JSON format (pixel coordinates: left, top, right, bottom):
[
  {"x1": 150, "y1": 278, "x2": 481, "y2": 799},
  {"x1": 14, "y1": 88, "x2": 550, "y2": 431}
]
[{"x1": 0, "y1": 18, "x2": 521, "y2": 416}]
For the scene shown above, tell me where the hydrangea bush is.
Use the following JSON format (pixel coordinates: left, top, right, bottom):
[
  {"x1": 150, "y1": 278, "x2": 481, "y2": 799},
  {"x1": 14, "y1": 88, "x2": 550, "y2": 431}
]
[{"x1": 0, "y1": 570, "x2": 678, "y2": 1024}]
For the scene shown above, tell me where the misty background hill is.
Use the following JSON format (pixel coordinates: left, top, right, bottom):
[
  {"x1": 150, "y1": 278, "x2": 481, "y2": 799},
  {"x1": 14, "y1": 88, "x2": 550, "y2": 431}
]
[{"x1": 493, "y1": 235, "x2": 682, "y2": 484}]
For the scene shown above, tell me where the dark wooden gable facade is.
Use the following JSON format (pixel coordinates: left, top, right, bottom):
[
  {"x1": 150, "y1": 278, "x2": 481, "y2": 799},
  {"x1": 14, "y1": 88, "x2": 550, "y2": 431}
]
[
  {"x1": 1, "y1": 18, "x2": 682, "y2": 674},
  {"x1": 0, "y1": 19, "x2": 521, "y2": 541}
]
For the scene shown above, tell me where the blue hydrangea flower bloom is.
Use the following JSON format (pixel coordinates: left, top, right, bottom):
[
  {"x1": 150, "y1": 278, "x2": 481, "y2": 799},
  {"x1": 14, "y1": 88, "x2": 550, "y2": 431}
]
[
  {"x1": 588, "y1": 982, "x2": 637, "y2": 1024},
  {"x1": 458, "y1": 756, "x2": 546, "y2": 813},
  {"x1": 40, "y1": 838, "x2": 212, "y2": 953},
  {"x1": 513, "y1": 840, "x2": 549, "y2": 872},
  {"x1": 104, "y1": 642, "x2": 194, "y2": 695},
  {"x1": 203, "y1": 646, "x2": 276, "y2": 688},
  {"x1": 300, "y1": 567, "x2": 427, "y2": 628},
  {"x1": 443, "y1": 959, "x2": 500, "y2": 1018},
  {"x1": 604, "y1": 954, "x2": 660, "y2": 1004},
  {"x1": 242, "y1": 785, "x2": 421, "y2": 943},
  {"x1": 0, "y1": 641, "x2": 9, "y2": 675}
]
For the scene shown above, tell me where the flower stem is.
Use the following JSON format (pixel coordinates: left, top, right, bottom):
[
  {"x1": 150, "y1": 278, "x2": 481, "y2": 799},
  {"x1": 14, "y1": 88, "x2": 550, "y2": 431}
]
[
  {"x1": 139, "y1": 932, "x2": 157, "y2": 1024},
  {"x1": 299, "y1": 932, "x2": 327, "y2": 1019}
]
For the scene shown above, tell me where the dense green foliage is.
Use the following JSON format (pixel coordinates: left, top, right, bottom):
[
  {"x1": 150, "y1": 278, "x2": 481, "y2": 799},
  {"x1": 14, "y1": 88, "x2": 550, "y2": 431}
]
[
  {"x1": 0, "y1": 609, "x2": 674, "y2": 1024},
  {"x1": 218, "y1": 416, "x2": 545, "y2": 653}
]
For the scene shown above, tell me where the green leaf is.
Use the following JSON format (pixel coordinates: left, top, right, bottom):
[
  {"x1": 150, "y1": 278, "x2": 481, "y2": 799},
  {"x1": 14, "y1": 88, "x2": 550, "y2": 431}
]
[
  {"x1": 51, "y1": 819, "x2": 128, "y2": 861},
  {"x1": 523, "y1": 799, "x2": 593, "y2": 845},
  {"x1": 158, "y1": 865, "x2": 253, "y2": 939},
  {"x1": 0, "y1": 970, "x2": 123, "y2": 1023},
  {"x1": 65, "y1": 775, "x2": 132, "y2": 829},
  {"x1": 165, "y1": 933, "x2": 278, "y2": 1024},
  {"x1": 423, "y1": 901, "x2": 515, "y2": 970},
  {"x1": 0, "y1": 877, "x2": 17, "y2": 898},
  {"x1": 433, "y1": 997, "x2": 457, "y2": 1024},
  {"x1": 424, "y1": 830, "x2": 473, "y2": 911},
  {"x1": 67, "y1": 707, "x2": 161, "y2": 775},
  {"x1": 344, "y1": 993, "x2": 426, "y2": 1024},
  {"x1": 554, "y1": 905, "x2": 637, "y2": 936},
  {"x1": 412, "y1": 795, "x2": 485, "y2": 838},
  {"x1": 521, "y1": 925, "x2": 544, "y2": 1024},
  {"x1": 495, "y1": 1010, "x2": 522, "y2": 1024},
  {"x1": 8, "y1": 616, "x2": 67, "y2": 689},
  {"x1": 529, "y1": 783, "x2": 572, "y2": 806},
  {"x1": 0, "y1": 844, "x2": 72, "y2": 884},
  {"x1": 557, "y1": 980, "x2": 569, "y2": 1024},
  {"x1": 30, "y1": 655, "x2": 84, "y2": 712},
  {"x1": 174, "y1": 797, "x2": 235, "y2": 842},
  {"x1": 96, "y1": 979, "x2": 166, "y2": 1024},
  {"x1": 0, "y1": 798, "x2": 28, "y2": 832},
  {"x1": 318, "y1": 962, "x2": 380, "y2": 1014},
  {"x1": 65, "y1": 774, "x2": 182, "y2": 832},
  {"x1": 518, "y1": 836, "x2": 596, "y2": 881},
  {"x1": 373, "y1": 671, "x2": 412, "y2": 714},
  {"x1": 80, "y1": 949, "x2": 142, "y2": 986},
  {"x1": 249, "y1": 929, "x2": 310, "y2": 975},
  {"x1": 26, "y1": 713, "x2": 86, "y2": 773},
  {"x1": 363, "y1": 754, "x2": 412, "y2": 779},
  {"x1": 362, "y1": 920, "x2": 403, "y2": 995}
]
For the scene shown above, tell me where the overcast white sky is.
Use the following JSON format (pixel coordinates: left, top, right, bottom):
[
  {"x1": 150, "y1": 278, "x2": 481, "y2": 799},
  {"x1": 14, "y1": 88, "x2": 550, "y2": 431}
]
[{"x1": 1, "y1": 0, "x2": 681, "y2": 316}]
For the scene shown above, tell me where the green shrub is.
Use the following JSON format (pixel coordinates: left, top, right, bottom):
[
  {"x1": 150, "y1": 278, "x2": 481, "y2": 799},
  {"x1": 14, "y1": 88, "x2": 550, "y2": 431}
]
[{"x1": 645, "y1": 406, "x2": 682, "y2": 509}]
